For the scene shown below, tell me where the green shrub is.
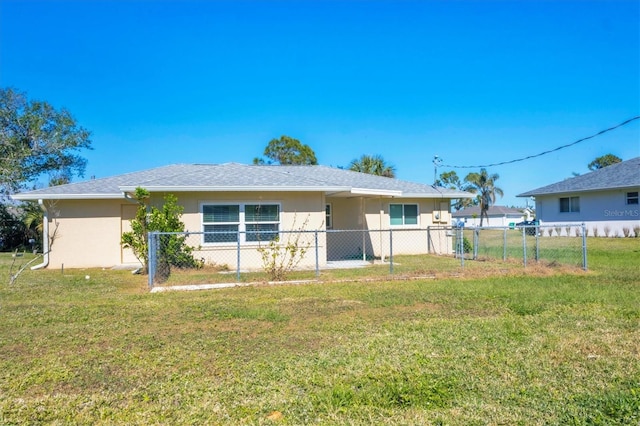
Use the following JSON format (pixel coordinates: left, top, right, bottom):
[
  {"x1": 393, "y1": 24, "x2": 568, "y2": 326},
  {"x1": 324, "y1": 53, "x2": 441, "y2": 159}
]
[
  {"x1": 463, "y1": 236, "x2": 472, "y2": 253},
  {"x1": 121, "y1": 187, "x2": 202, "y2": 277}
]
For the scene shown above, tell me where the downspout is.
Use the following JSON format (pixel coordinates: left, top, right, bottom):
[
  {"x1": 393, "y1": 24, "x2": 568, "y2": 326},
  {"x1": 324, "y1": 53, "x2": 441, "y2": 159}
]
[
  {"x1": 31, "y1": 199, "x2": 49, "y2": 270},
  {"x1": 379, "y1": 196, "x2": 384, "y2": 262},
  {"x1": 361, "y1": 197, "x2": 366, "y2": 262}
]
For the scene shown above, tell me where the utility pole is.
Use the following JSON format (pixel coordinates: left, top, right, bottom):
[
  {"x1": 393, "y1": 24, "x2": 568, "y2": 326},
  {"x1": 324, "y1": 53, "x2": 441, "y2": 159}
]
[{"x1": 433, "y1": 155, "x2": 443, "y2": 185}]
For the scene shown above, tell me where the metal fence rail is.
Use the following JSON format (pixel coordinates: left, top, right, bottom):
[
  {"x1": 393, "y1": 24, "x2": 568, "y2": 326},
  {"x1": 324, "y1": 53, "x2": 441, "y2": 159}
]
[
  {"x1": 455, "y1": 223, "x2": 587, "y2": 269},
  {"x1": 147, "y1": 224, "x2": 589, "y2": 288}
]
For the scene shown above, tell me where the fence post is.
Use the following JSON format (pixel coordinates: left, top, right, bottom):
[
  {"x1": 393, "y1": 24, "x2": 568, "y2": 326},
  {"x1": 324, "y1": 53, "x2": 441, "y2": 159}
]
[
  {"x1": 582, "y1": 223, "x2": 588, "y2": 271},
  {"x1": 236, "y1": 232, "x2": 241, "y2": 282},
  {"x1": 148, "y1": 232, "x2": 156, "y2": 288},
  {"x1": 315, "y1": 230, "x2": 319, "y2": 277},
  {"x1": 535, "y1": 226, "x2": 539, "y2": 262},
  {"x1": 473, "y1": 228, "x2": 479, "y2": 260},
  {"x1": 453, "y1": 228, "x2": 458, "y2": 259},
  {"x1": 427, "y1": 226, "x2": 432, "y2": 254},
  {"x1": 503, "y1": 227, "x2": 507, "y2": 261},
  {"x1": 389, "y1": 229, "x2": 393, "y2": 274},
  {"x1": 522, "y1": 226, "x2": 527, "y2": 267},
  {"x1": 459, "y1": 227, "x2": 464, "y2": 268}
]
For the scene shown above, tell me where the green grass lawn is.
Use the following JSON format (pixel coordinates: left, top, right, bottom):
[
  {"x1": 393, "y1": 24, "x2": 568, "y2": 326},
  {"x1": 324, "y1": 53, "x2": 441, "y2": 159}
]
[{"x1": 1, "y1": 238, "x2": 639, "y2": 425}]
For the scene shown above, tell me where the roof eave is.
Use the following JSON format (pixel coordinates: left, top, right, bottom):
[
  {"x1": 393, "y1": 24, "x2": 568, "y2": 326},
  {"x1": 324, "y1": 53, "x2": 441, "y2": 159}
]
[
  {"x1": 119, "y1": 185, "x2": 352, "y2": 193},
  {"x1": 444, "y1": 193, "x2": 476, "y2": 199},
  {"x1": 351, "y1": 188, "x2": 403, "y2": 197},
  {"x1": 518, "y1": 184, "x2": 640, "y2": 198},
  {"x1": 407, "y1": 192, "x2": 476, "y2": 199},
  {"x1": 11, "y1": 193, "x2": 124, "y2": 201}
]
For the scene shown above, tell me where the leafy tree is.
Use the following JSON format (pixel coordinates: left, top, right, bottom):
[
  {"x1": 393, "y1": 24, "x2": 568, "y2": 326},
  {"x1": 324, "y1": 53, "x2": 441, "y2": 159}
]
[
  {"x1": 0, "y1": 88, "x2": 92, "y2": 195},
  {"x1": 47, "y1": 171, "x2": 72, "y2": 187},
  {"x1": 0, "y1": 201, "x2": 47, "y2": 252},
  {"x1": 464, "y1": 168, "x2": 504, "y2": 226},
  {"x1": 348, "y1": 154, "x2": 396, "y2": 178},
  {"x1": 435, "y1": 170, "x2": 462, "y2": 189},
  {"x1": 0, "y1": 203, "x2": 28, "y2": 251},
  {"x1": 121, "y1": 188, "x2": 202, "y2": 279},
  {"x1": 588, "y1": 154, "x2": 622, "y2": 171},
  {"x1": 436, "y1": 170, "x2": 476, "y2": 211},
  {"x1": 253, "y1": 135, "x2": 318, "y2": 165}
]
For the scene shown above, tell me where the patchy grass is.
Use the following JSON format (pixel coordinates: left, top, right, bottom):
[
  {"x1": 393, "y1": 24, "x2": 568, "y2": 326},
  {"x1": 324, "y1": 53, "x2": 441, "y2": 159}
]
[
  {"x1": 160, "y1": 246, "x2": 584, "y2": 287},
  {"x1": 0, "y1": 239, "x2": 638, "y2": 424}
]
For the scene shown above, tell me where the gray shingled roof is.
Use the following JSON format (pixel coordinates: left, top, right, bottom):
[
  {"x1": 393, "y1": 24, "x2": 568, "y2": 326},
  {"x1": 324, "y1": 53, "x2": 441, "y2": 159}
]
[
  {"x1": 517, "y1": 157, "x2": 640, "y2": 197},
  {"x1": 452, "y1": 205, "x2": 529, "y2": 218},
  {"x1": 12, "y1": 163, "x2": 473, "y2": 200}
]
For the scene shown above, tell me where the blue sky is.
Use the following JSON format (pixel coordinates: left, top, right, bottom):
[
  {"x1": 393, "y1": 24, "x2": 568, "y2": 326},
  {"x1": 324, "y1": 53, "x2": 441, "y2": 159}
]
[{"x1": 1, "y1": 0, "x2": 638, "y2": 207}]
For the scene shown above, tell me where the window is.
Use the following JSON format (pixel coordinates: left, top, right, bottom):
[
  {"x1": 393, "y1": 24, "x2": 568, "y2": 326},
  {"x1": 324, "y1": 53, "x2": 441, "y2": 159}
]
[
  {"x1": 245, "y1": 204, "x2": 279, "y2": 242},
  {"x1": 202, "y1": 203, "x2": 279, "y2": 244},
  {"x1": 325, "y1": 204, "x2": 332, "y2": 229},
  {"x1": 390, "y1": 203, "x2": 418, "y2": 226},
  {"x1": 627, "y1": 191, "x2": 639, "y2": 205},
  {"x1": 203, "y1": 205, "x2": 239, "y2": 243},
  {"x1": 559, "y1": 197, "x2": 580, "y2": 213}
]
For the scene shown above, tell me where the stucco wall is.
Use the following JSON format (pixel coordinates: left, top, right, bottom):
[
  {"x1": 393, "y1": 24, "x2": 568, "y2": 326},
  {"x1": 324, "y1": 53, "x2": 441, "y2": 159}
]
[
  {"x1": 535, "y1": 188, "x2": 640, "y2": 236},
  {"x1": 326, "y1": 197, "x2": 453, "y2": 259},
  {"x1": 45, "y1": 192, "x2": 458, "y2": 269},
  {"x1": 46, "y1": 199, "x2": 132, "y2": 269},
  {"x1": 45, "y1": 192, "x2": 329, "y2": 269},
  {"x1": 169, "y1": 191, "x2": 327, "y2": 271}
]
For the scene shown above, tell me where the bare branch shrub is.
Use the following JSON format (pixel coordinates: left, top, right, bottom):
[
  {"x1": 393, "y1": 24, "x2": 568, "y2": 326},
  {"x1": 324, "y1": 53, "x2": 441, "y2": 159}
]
[
  {"x1": 634, "y1": 226, "x2": 640, "y2": 238},
  {"x1": 603, "y1": 226, "x2": 611, "y2": 237},
  {"x1": 555, "y1": 226, "x2": 562, "y2": 237},
  {"x1": 257, "y1": 214, "x2": 312, "y2": 281},
  {"x1": 565, "y1": 226, "x2": 571, "y2": 237},
  {"x1": 622, "y1": 227, "x2": 630, "y2": 238},
  {"x1": 9, "y1": 202, "x2": 60, "y2": 285},
  {"x1": 592, "y1": 227, "x2": 599, "y2": 237}
]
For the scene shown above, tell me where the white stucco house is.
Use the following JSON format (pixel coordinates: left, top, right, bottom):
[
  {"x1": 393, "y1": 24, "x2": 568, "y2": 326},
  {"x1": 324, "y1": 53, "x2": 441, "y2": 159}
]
[
  {"x1": 452, "y1": 205, "x2": 532, "y2": 227},
  {"x1": 12, "y1": 163, "x2": 473, "y2": 269},
  {"x1": 517, "y1": 157, "x2": 640, "y2": 236}
]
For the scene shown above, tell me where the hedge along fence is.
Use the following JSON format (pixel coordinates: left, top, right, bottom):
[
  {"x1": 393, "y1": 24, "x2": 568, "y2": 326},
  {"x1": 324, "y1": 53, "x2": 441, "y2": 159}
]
[{"x1": 146, "y1": 224, "x2": 588, "y2": 288}]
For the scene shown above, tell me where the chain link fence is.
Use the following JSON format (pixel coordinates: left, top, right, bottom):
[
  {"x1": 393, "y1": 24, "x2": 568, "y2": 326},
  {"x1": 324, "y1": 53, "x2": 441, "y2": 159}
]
[
  {"x1": 147, "y1": 224, "x2": 589, "y2": 288},
  {"x1": 454, "y1": 223, "x2": 588, "y2": 269}
]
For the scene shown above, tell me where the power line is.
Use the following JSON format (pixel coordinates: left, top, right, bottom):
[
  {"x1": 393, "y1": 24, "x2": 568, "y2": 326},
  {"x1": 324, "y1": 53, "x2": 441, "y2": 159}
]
[{"x1": 441, "y1": 116, "x2": 640, "y2": 169}]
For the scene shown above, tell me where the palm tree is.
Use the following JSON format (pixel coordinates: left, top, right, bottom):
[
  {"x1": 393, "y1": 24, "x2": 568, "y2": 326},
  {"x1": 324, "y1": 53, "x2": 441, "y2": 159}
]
[
  {"x1": 464, "y1": 168, "x2": 504, "y2": 226},
  {"x1": 436, "y1": 170, "x2": 476, "y2": 211},
  {"x1": 22, "y1": 201, "x2": 44, "y2": 249},
  {"x1": 349, "y1": 154, "x2": 396, "y2": 178}
]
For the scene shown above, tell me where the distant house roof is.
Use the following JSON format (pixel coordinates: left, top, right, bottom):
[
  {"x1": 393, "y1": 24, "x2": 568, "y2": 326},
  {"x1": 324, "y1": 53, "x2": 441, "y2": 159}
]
[
  {"x1": 452, "y1": 205, "x2": 528, "y2": 218},
  {"x1": 12, "y1": 163, "x2": 474, "y2": 201},
  {"x1": 518, "y1": 156, "x2": 640, "y2": 197}
]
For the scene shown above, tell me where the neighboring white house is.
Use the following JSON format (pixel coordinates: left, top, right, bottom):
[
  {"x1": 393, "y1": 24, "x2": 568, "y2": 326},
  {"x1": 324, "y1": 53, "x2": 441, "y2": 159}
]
[
  {"x1": 517, "y1": 157, "x2": 640, "y2": 236},
  {"x1": 452, "y1": 205, "x2": 532, "y2": 227},
  {"x1": 12, "y1": 163, "x2": 474, "y2": 269}
]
